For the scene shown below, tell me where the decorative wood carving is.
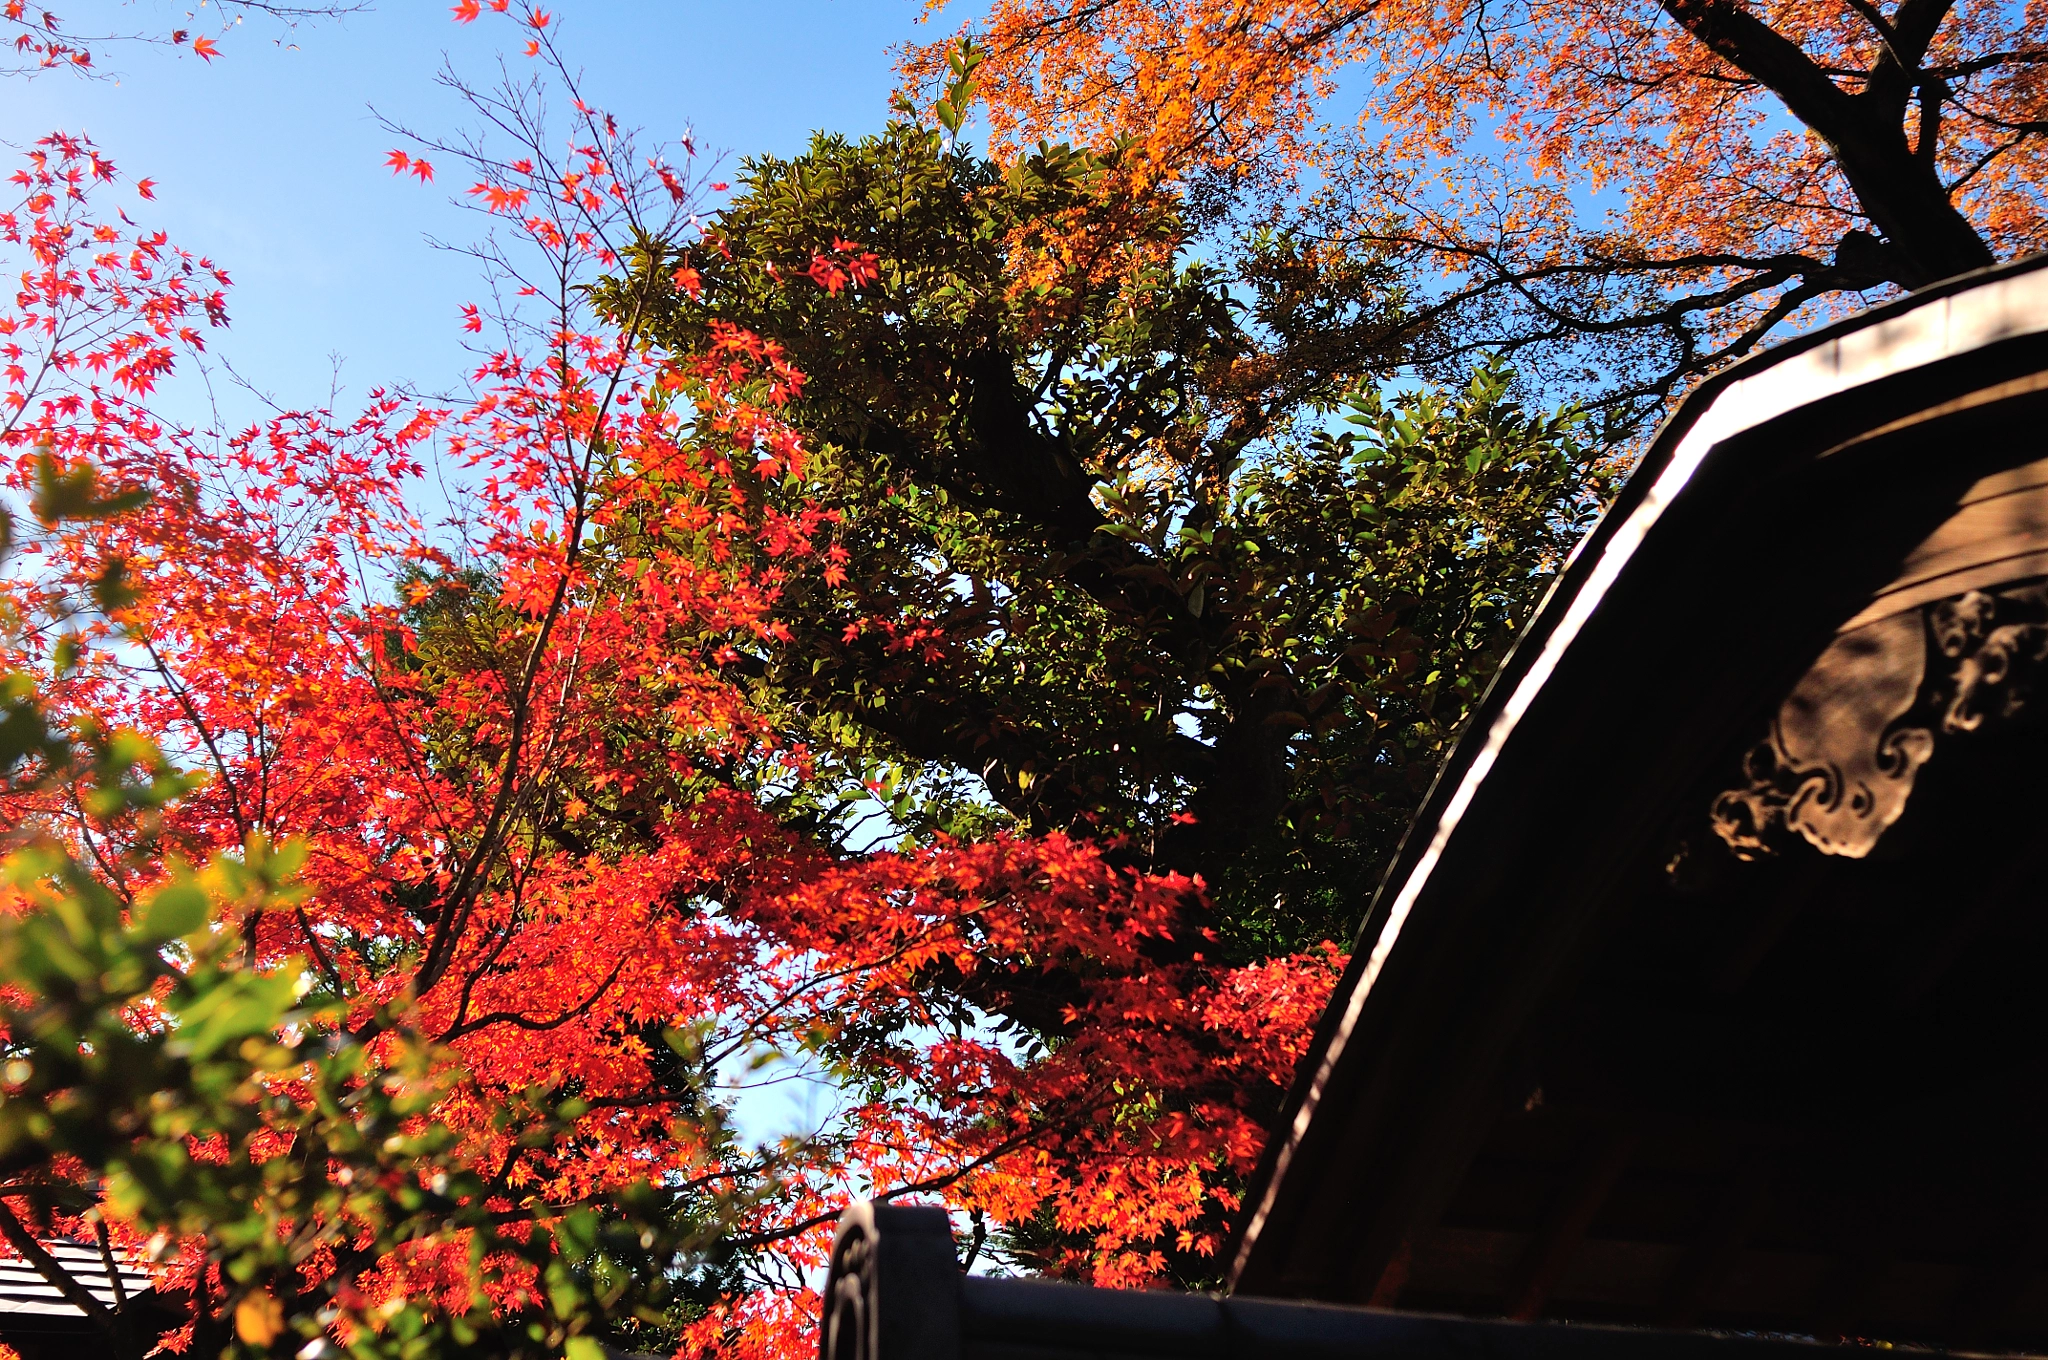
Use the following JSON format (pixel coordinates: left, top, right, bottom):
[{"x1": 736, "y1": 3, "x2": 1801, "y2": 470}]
[
  {"x1": 1710, "y1": 612, "x2": 1933, "y2": 860},
  {"x1": 823, "y1": 1218, "x2": 872, "y2": 1360},
  {"x1": 1930, "y1": 583, "x2": 2048, "y2": 733},
  {"x1": 1709, "y1": 582, "x2": 2048, "y2": 862},
  {"x1": 819, "y1": 1202, "x2": 960, "y2": 1360}
]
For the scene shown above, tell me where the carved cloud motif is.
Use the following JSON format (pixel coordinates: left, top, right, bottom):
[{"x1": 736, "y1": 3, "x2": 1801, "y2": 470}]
[
  {"x1": 1710, "y1": 584, "x2": 2048, "y2": 862},
  {"x1": 1932, "y1": 586, "x2": 2048, "y2": 732},
  {"x1": 1711, "y1": 612, "x2": 1934, "y2": 860},
  {"x1": 1708, "y1": 452, "x2": 2048, "y2": 864}
]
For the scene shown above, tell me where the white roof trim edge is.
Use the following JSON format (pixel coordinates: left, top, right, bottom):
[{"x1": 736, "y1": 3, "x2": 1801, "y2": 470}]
[{"x1": 1229, "y1": 263, "x2": 2048, "y2": 1283}]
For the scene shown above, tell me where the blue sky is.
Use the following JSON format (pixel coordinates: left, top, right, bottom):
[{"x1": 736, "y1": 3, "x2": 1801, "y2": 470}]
[{"x1": 7, "y1": 1, "x2": 949, "y2": 415}]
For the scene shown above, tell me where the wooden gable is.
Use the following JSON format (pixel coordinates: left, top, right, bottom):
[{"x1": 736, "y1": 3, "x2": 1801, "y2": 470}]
[{"x1": 1228, "y1": 256, "x2": 2048, "y2": 1352}]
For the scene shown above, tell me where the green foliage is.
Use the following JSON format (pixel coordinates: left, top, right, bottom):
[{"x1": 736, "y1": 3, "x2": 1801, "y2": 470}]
[
  {"x1": 1213, "y1": 363, "x2": 1612, "y2": 950},
  {"x1": 610, "y1": 123, "x2": 1615, "y2": 965},
  {"x1": 932, "y1": 39, "x2": 983, "y2": 139}
]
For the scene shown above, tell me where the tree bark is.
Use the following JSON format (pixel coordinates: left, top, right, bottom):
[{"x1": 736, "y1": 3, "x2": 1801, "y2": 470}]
[{"x1": 1658, "y1": 0, "x2": 1995, "y2": 288}]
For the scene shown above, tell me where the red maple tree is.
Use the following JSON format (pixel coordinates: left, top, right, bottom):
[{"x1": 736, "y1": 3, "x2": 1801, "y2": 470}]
[{"x1": 0, "y1": 11, "x2": 1344, "y2": 1360}]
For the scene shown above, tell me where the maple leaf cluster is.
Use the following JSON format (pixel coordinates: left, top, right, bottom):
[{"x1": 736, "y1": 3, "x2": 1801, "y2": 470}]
[
  {"x1": 0, "y1": 1, "x2": 363, "y2": 79},
  {"x1": 0, "y1": 32, "x2": 1347, "y2": 1360},
  {"x1": 918, "y1": 0, "x2": 2048, "y2": 428}
]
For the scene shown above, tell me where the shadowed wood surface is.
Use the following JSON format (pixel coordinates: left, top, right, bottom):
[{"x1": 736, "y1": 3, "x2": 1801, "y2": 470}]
[{"x1": 1229, "y1": 258, "x2": 2048, "y2": 1352}]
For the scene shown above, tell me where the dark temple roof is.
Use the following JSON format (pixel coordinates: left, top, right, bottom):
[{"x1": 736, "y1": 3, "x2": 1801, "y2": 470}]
[{"x1": 1228, "y1": 256, "x2": 2048, "y2": 1351}]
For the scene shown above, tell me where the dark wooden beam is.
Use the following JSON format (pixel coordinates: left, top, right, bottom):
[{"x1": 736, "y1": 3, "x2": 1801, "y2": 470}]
[
  {"x1": 1945, "y1": 1215, "x2": 2047, "y2": 1346},
  {"x1": 1810, "y1": 1218, "x2": 1897, "y2": 1341},
  {"x1": 1333, "y1": 1060, "x2": 1547, "y2": 1306},
  {"x1": 824, "y1": 1199, "x2": 1905, "y2": 1360},
  {"x1": 1707, "y1": 860, "x2": 1830, "y2": 995},
  {"x1": 1897, "y1": 859, "x2": 2032, "y2": 1008},
  {"x1": 1506, "y1": 1127, "x2": 1640, "y2": 1320},
  {"x1": 1366, "y1": 1240, "x2": 1412, "y2": 1308},
  {"x1": 1659, "y1": 1152, "x2": 1775, "y2": 1329}
]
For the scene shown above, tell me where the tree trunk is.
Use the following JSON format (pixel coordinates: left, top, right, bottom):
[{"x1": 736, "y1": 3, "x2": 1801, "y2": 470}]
[{"x1": 1657, "y1": 0, "x2": 1996, "y2": 289}]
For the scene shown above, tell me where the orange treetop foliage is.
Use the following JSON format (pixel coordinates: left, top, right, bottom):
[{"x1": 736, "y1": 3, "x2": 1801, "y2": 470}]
[
  {"x1": 0, "y1": 14, "x2": 1343, "y2": 1360},
  {"x1": 916, "y1": 0, "x2": 2048, "y2": 423}
]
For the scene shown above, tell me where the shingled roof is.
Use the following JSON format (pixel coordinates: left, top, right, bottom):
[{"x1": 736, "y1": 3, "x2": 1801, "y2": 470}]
[{"x1": 0, "y1": 1241, "x2": 152, "y2": 1320}]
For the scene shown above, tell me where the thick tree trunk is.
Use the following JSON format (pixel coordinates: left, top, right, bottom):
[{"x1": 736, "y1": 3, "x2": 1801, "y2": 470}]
[
  {"x1": 1658, "y1": 0, "x2": 1996, "y2": 289},
  {"x1": 1829, "y1": 136, "x2": 1996, "y2": 286}
]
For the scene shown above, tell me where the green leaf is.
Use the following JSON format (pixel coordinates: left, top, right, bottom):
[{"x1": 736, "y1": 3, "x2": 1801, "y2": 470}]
[
  {"x1": 140, "y1": 880, "x2": 210, "y2": 942},
  {"x1": 167, "y1": 971, "x2": 297, "y2": 1059}
]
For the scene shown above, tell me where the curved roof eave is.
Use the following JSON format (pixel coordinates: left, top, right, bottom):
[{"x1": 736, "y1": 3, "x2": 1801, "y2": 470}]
[{"x1": 1227, "y1": 253, "x2": 2048, "y2": 1292}]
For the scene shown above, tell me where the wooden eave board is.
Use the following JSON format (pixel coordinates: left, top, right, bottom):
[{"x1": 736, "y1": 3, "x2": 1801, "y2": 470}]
[{"x1": 1228, "y1": 255, "x2": 2048, "y2": 1354}]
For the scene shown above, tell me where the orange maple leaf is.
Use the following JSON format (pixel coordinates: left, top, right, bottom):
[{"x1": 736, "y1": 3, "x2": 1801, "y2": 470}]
[
  {"x1": 451, "y1": 0, "x2": 481, "y2": 19},
  {"x1": 190, "y1": 34, "x2": 219, "y2": 60}
]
